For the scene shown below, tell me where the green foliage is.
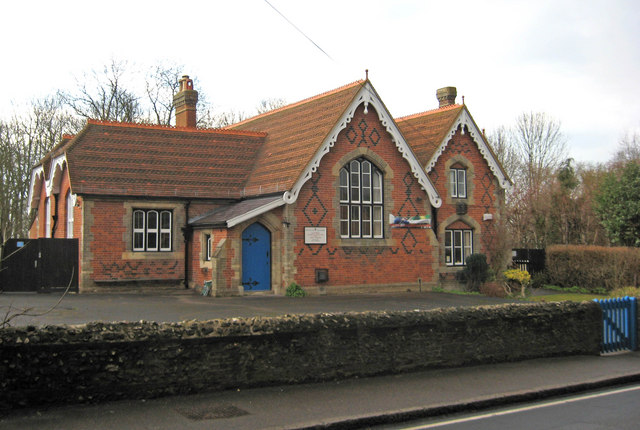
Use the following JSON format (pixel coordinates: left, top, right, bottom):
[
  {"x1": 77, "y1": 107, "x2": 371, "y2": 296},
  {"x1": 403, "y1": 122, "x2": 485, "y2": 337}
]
[
  {"x1": 502, "y1": 268, "x2": 532, "y2": 297},
  {"x1": 431, "y1": 286, "x2": 480, "y2": 296},
  {"x1": 459, "y1": 254, "x2": 490, "y2": 292},
  {"x1": 503, "y1": 268, "x2": 531, "y2": 285},
  {"x1": 546, "y1": 244, "x2": 640, "y2": 292},
  {"x1": 594, "y1": 161, "x2": 640, "y2": 247},
  {"x1": 530, "y1": 271, "x2": 548, "y2": 289},
  {"x1": 609, "y1": 286, "x2": 640, "y2": 298},
  {"x1": 528, "y1": 293, "x2": 607, "y2": 303},
  {"x1": 285, "y1": 282, "x2": 307, "y2": 297},
  {"x1": 544, "y1": 284, "x2": 607, "y2": 295}
]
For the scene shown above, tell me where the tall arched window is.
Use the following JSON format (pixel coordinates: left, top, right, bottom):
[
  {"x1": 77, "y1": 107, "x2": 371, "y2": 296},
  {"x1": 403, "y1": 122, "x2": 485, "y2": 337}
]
[
  {"x1": 66, "y1": 190, "x2": 74, "y2": 238},
  {"x1": 339, "y1": 158, "x2": 383, "y2": 238},
  {"x1": 45, "y1": 197, "x2": 51, "y2": 238}
]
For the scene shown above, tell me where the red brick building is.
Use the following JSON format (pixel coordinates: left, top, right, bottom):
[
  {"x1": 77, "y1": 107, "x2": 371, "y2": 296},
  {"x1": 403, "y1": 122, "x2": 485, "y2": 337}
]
[{"x1": 28, "y1": 77, "x2": 511, "y2": 294}]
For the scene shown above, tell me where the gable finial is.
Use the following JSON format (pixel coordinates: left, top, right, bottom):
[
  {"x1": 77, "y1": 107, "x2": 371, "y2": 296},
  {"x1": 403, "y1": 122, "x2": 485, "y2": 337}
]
[
  {"x1": 365, "y1": 69, "x2": 369, "y2": 80},
  {"x1": 462, "y1": 95, "x2": 465, "y2": 105}
]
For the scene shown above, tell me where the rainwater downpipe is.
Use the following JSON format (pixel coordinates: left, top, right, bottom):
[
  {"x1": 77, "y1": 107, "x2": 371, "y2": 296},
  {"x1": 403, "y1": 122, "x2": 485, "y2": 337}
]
[{"x1": 183, "y1": 201, "x2": 192, "y2": 289}]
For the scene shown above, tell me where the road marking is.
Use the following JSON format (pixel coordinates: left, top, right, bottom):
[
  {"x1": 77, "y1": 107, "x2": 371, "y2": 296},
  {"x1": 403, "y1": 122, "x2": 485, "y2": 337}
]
[{"x1": 398, "y1": 384, "x2": 640, "y2": 429}]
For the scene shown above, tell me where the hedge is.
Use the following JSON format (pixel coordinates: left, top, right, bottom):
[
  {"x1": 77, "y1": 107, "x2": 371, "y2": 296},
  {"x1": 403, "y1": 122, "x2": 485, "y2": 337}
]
[{"x1": 546, "y1": 245, "x2": 640, "y2": 292}]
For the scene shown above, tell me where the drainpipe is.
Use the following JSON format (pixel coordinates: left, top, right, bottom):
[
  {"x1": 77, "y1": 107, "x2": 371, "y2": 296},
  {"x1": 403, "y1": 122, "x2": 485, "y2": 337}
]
[
  {"x1": 51, "y1": 193, "x2": 59, "y2": 237},
  {"x1": 432, "y1": 206, "x2": 438, "y2": 238},
  {"x1": 182, "y1": 201, "x2": 192, "y2": 289}
]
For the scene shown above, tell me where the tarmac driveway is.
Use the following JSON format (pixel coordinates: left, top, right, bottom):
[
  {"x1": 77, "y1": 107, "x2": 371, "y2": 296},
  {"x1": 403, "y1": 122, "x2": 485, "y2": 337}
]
[{"x1": 0, "y1": 291, "x2": 519, "y2": 328}]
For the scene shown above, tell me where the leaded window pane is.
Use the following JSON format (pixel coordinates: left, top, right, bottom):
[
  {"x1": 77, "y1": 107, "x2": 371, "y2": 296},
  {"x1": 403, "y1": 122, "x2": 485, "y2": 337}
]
[
  {"x1": 451, "y1": 168, "x2": 467, "y2": 198},
  {"x1": 373, "y1": 170, "x2": 382, "y2": 203},
  {"x1": 463, "y1": 230, "x2": 473, "y2": 261},
  {"x1": 134, "y1": 210, "x2": 145, "y2": 229},
  {"x1": 458, "y1": 170, "x2": 467, "y2": 198},
  {"x1": 445, "y1": 230, "x2": 453, "y2": 265},
  {"x1": 340, "y1": 205, "x2": 349, "y2": 237},
  {"x1": 373, "y1": 206, "x2": 383, "y2": 238},
  {"x1": 362, "y1": 206, "x2": 372, "y2": 238},
  {"x1": 350, "y1": 205, "x2": 360, "y2": 238},
  {"x1": 340, "y1": 158, "x2": 383, "y2": 239},
  {"x1": 362, "y1": 161, "x2": 371, "y2": 203},
  {"x1": 339, "y1": 169, "x2": 349, "y2": 202},
  {"x1": 133, "y1": 209, "x2": 172, "y2": 252},
  {"x1": 445, "y1": 229, "x2": 473, "y2": 266},
  {"x1": 454, "y1": 230, "x2": 463, "y2": 265}
]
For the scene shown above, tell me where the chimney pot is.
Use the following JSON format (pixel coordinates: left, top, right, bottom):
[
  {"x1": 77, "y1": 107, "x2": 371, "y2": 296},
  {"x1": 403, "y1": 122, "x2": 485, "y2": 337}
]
[{"x1": 436, "y1": 86, "x2": 457, "y2": 108}]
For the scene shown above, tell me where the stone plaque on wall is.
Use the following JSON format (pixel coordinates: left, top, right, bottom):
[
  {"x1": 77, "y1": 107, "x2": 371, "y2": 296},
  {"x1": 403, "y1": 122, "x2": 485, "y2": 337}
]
[{"x1": 304, "y1": 227, "x2": 327, "y2": 244}]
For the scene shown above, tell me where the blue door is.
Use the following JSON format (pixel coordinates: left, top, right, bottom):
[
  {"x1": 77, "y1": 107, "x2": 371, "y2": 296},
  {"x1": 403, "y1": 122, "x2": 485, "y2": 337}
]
[{"x1": 242, "y1": 223, "x2": 271, "y2": 291}]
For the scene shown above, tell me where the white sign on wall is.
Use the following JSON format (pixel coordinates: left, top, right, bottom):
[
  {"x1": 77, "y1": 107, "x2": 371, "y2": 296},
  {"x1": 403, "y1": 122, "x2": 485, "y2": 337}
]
[{"x1": 304, "y1": 227, "x2": 327, "y2": 244}]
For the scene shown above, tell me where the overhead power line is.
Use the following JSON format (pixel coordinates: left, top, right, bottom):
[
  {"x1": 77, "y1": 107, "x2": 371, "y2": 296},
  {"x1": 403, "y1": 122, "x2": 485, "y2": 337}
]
[{"x1": 263, "y1": 0, "x2": 333, "y2": 61}]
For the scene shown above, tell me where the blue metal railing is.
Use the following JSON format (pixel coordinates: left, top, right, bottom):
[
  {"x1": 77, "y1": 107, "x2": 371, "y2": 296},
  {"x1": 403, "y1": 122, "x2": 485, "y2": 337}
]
[{"x1": 594, "y1": 297, "x2": 637, "y2": 353}]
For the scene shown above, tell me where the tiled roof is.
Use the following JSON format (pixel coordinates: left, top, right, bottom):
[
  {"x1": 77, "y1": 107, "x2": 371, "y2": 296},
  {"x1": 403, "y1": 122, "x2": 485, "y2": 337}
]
[
  {"x1": 52, "y1": 82, "x2": 474, "y2": 202},
  {"x1": 64, "y1": 120, "x2": 266, "y2": 199},
  {"x1": 189, "y1": 195, "x2": 283, "y2": 227},
  {"x1": 396, "y1": 105, "x2": 464, "y2": 167},
  {"x1": 228, "y1": 80, "x2": 366, "y2": 192}
]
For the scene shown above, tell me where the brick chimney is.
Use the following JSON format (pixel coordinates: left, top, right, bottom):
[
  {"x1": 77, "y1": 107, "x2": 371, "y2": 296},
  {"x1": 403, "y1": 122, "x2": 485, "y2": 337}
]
[
  {"x1": 174, "y1": 75, "x2": 198, "y2": 128},
  {"x1": 436, "y1": 86, "x2": 457, "y2": 108}
]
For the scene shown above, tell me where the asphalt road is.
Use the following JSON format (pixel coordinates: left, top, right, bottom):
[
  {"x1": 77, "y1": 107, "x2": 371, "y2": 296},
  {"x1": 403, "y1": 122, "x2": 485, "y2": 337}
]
[
  {"x1": 383, "y1": 384, "x2": 640, "y2": 430},
  {"x1": 0, "y1": 291, "x2": 519, "y2": 327}
]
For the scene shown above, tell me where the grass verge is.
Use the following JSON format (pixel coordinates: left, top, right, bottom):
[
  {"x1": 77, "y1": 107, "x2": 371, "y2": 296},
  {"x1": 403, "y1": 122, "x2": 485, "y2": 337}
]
[{"x1": 528, "y1": 293, "x2": 607, "y2": 303}]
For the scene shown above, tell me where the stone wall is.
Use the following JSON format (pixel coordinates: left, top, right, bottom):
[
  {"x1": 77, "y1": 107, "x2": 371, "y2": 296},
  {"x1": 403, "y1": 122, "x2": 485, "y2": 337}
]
[{"x1": 0, "y1": 302, "x2": 602, "y2": 410}]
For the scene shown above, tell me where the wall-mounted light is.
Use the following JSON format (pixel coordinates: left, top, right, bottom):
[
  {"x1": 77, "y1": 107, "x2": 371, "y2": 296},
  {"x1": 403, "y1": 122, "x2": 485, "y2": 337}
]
[
  {"x1": 483, "y1": 213, "x2": 493, "y2": 221},
  {"x1": 282, "y1": 218, "x2": 291, "y2": 228}
]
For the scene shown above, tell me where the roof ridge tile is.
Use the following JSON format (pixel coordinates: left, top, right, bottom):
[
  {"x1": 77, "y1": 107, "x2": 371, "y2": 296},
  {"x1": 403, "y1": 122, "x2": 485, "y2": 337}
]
[
  {"x1": 228, "y1": 80, "x2": 366, "y2": 128},
  {"x1": 395, "y1": 104, "x2": 463, "y2": 122},
  {"x1": 86, "y1": 119, "x2": 266, "y2": 137}
]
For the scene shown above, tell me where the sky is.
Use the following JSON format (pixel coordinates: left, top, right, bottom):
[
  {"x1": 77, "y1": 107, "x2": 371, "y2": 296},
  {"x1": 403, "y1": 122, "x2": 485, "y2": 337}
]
[{"x1": 2, "y1": 0, "x2": 639, "y2": 164}]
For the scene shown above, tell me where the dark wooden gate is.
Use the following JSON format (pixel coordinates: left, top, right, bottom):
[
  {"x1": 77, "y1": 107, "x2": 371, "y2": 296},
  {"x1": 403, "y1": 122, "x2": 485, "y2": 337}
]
[
  {"x1": 512, "y1": 248, "x2": 546, "y2": 274},
  {"x1": 1, "y1": 238, "x2": 78, "y2": 293}
]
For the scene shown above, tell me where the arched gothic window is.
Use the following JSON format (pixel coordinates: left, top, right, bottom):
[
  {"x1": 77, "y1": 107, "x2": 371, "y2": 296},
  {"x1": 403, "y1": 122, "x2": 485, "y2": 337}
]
[{"x1": 339, "y1": 158, "x2": 384, "y2": 238}]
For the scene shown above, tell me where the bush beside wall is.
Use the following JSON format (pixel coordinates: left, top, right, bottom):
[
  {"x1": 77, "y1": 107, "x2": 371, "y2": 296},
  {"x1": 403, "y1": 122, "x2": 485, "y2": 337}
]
[
  {"x1": 547, "y1": 245, "x2": 640, "y2": 292},
  {"x1": 0, "y1": 302, "x2": 601, "y2": 410}
]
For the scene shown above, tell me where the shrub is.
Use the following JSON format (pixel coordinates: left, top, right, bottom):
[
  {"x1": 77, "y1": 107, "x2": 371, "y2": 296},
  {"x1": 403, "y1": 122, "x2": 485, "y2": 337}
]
[
  {"x1": 285, "y1": 282, "x2": 307, "y2": 297},
  {"x1": 546, "y1": 245, "x2": 640, "y2": 292},
  {"x1": 459, "y1": 254, "x2": 490, "y2": 292},
  {"x1": 503, "y1": 268, "x2": 531, "y2": 297},
  {"x1": 479, "y1": 282, "x2": 507, "y2": 298},
  {"x1": 530, "y1": 271, "x2": 548, "y2": 289}
]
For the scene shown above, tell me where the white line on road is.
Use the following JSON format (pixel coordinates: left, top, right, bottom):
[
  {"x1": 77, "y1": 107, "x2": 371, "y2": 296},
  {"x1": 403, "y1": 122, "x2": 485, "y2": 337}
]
[{"x1": 398, "y1": 384, "x2": 640, "y2": 429}]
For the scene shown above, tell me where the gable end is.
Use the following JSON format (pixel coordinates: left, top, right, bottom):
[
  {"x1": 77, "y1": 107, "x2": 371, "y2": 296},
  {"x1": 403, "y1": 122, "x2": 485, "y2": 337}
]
[
  {"x1": 283, "y1": 82, "x2": 442, "y2": 208},
  {"x1": 427, "y1": 108, "x2": 512, "y2": 191}
]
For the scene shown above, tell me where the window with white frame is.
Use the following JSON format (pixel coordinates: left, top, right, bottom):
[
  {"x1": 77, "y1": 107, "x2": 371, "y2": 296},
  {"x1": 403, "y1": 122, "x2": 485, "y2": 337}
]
[
  {"x1": 133, "y1": 209, "x2": 172, "y2": 252},
  {"x1": 66, "y1": 190, "x2": 74, "y2": 238},
  {"x1": 205, "y1": 234, "x2": 212, "y2": 261},
  {"x1": 450, "y1": 168, "x2": 467, "y2": 198},
  {"x1": 45, "y1": 197, "x2": 51, "y2": 238},
  {"x1": 445, "y1": 229, "x2": 473, "y2": 266},
  {"x1": 339, "y1": 158, "x2": 383, "y2": 238}
]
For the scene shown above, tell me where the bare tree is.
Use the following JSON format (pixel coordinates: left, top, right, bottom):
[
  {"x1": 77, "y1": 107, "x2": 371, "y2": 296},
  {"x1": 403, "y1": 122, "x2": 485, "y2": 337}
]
[
  {"x1": 0, "y1": 96, "x2": 79, "y2": 241},
  {"x1": 256, "y1": 97, "x2": 287, "y2": 114},
  {"x1": 144, "y1": 63, "x2": 183, "y2": 126},
  {"x1": 489, "y1": 112, "x2": 568, "y2": 248},
  {"x1": 59, "y1": 59, "x2": 142, "y2": 123},
  {"x1": 612, "y1": 132, "x2": 640, "y2": 166},
  {"x1": 487, "y1": 126, "x2": 521, "y2": 188},
  {"x1": 513, "y1": 112, "x2": 567, "y2": 193}
]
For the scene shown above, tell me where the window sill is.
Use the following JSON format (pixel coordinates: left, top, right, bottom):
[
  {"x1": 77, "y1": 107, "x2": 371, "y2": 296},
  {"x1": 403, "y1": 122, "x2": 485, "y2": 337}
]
[
  {"x1": 122, "y1": 251, "x2": 182, "y2": 260},
  {"x1": 334, "y1": 237, "x2": 395, "y2": 247}
]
